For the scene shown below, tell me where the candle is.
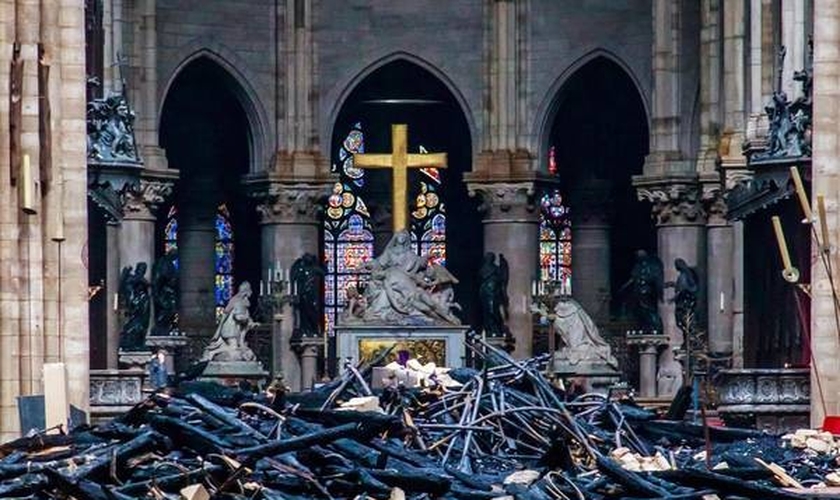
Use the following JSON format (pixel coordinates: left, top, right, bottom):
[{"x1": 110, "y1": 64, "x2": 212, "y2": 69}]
[
  {"x1": 790, "y1": 166, "x2": 813, "y2": 222},
  {"x1": 531, "y1": 280, "x2": 537, "y2": 296},
  {"x1": 772, "y1": 216, "x2": 793, "y2": 271},
  {"x1": 113, "y1": 293, "x2": 119, "y2": 312},
  {"x1": 260, "y1": 280, "x2": 264, "y2": 296},
  {"x1": 818, "y1": 194, "x2": 831, "y2": 253},
  {"x1": 719, "y1": 291, "x2": 725, "y2": 312}
]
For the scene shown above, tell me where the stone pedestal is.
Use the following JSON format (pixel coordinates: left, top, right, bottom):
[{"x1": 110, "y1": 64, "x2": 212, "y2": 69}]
[
  {"x1": 467, "y1": 181, "x2": 540, "y2": 358},
  {"x1": 717, "y1": 368, "x2": 810, "y2": 432},
  {"x1": 293, "y1": 339, "x2": 323, "y2": 391},
  {"x1": 89, "y1": 369, "x2": 145, "y2": 424},
  {"x1": 200, "y1": 361, "x2": 269, "y2": 388},
  {"x1": 627, "y1": 333, "x2": 670, "y2": 398},
  {"x1": 118, "y1": 349, "x2": 152, "y2": 371},
  {"x1": 335, "y1": 325, "x2": 469, "y2": 368},
  {"x1": 553, "y1": 364, "x2": 621, "y2": 395}
]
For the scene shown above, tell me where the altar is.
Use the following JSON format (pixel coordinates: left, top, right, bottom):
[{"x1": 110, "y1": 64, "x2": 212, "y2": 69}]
[{"x1": 335, "y1": 324, "x2": 469, "y2": 367}]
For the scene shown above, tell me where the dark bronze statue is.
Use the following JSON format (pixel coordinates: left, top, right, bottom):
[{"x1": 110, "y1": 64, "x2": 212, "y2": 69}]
[
  {"x1": 757, "y1": 44, "x2": 813, "y2": 160},
  {"x1": 478, "y1": 252, "x2": 509, "y2": 337},
  {"x1": 621, "y1": 250, "x2": 664, "y2": 334},
  {"x1": 668, "y1": 258, "x2": 699, "y2": 336},
  {"x1": 119, "y1": 262, "x2": 151, "y2": 350},
  {"x1": 291, "y1": 253, "x2": 324, "y2": 339},
  {"x1": 151, "y1": 250, "x2": 179, "y2": 336},
  {"x1": 86, "y1": 94, "x2": 140, "y2": 163}
]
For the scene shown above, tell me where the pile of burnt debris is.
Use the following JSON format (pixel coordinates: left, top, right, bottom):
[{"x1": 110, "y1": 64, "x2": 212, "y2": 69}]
[{"x1": 2, "y1": 336, "x2": 839, "y2": 499}]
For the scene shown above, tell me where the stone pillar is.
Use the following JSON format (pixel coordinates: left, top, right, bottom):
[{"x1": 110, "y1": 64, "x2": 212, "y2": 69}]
[
  {"x1": 468, "y1": 182, "x2": 539, "y2": 358},
  {"x1": 106, "y1": 223, "x2": 121, "y2": 369},
  {"x1": 638, "y1": 180, "x2": 707, "y2": 396},
  {"x1": 628, "y1": 335, "x2": 670, "y2": 398},
  {"x1": 131, "y1": 0, "x2": 167, "y2": 170},
  {"x1": 299, "y1": 344, "x2": 320, "y2": 391},
  {"x1": 704, "y1": 191, "x2": 735, "y2": 356},
  {"x1": 178, "y1": 205, "x2": 216, "y2": 360},
  {"x1": 782, "y1": 0, "x2": 808, "y2": 100},
  {"x1": 570, "y1": 183, "x2": 612, "y2": 322},
  {"x1": 697, "y1": 0, "x2": 722, "y2": 172},
  {"x1": 119, "y1": 178, "x2": 172, "y2": 276},
  {"x1": 249, "y1": 179, "x2": 329, "y2": 391},
  {"x1": 811, "y1": 0, "x2": 840, "y2": 425}
]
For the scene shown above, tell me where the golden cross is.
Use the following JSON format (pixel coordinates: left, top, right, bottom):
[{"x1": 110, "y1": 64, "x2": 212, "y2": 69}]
[{"x1": 353, "y1": 124, "x2": 447, "y2": 232}]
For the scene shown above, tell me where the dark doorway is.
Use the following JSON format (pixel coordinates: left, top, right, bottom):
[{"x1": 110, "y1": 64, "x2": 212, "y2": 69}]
[{"x1": 159, "y1": 58, "x2": 260, "y2": 340}]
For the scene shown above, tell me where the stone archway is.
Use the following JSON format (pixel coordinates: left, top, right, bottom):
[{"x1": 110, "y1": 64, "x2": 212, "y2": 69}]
[
  {"x1": 159, "y1": 57, "x2": 262, "y2": 362},
  {"x1": 541, "y1": 56, "x2": 653, "y2": 384},
  {"x1": 326, "y1": 58, "x2": 481, "y2": 368}
]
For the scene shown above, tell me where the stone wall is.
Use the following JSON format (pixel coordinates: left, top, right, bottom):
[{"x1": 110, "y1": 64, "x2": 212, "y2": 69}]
[
  {"x1": 0, "y1": 0, "x2": 89, "y2": 441},
  {"x1": 150, "y1": 0, "x2": 653, "y2": 166}
]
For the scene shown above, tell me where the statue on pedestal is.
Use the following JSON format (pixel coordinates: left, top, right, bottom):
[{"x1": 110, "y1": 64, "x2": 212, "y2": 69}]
[
  {"x1": 346, "y1": 231, "x2": 461, "y2": 325},
  {"x1": 533, "y1": 297, "x2": 618, "y2": 371},
  {"x1": 119, "y1": 262, "x2": 151, "y2": 350},
  {"x1": 201, "y1": 281, "x2": 258, "y2": 362},
  {"x1": 291, "y1": 253, "x2": 324, "y2": 339},
  {"x1": 478, "y1": 252, "x2": 509, "y2": 337},
  {"x1": 621, "y1": 250, "x2": 664, "y2": 334}
]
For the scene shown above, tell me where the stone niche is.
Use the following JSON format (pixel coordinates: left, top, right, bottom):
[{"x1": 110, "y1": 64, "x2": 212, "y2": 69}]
[
  {"x1": 335, "y1": 325, "x2": 469, "y2": 368},
  {"x1": 716, "y1": 368, "x2": 810, "y2": 432}
]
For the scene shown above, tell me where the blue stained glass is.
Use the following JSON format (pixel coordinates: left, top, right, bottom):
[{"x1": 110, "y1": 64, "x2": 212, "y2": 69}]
[{"x1": 214, "y1": 205, "x2": 235, "y2": 318}]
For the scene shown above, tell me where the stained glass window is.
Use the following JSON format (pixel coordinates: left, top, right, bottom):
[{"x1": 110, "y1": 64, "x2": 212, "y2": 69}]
[
  {"x1": 214, "y1": 204, "x2": 234, "y2": 320},
  {"x1": 162, "y1": 204, "x2": 235, "y2": 322},
  {"x1": 540, "y1": 146, "x2": 572, "y2": 290},
  {"x1": 324, "y1": 123, "x2": 375, "y2": 339},
  {"x1": 410, "y1": 151, "x2": 446, "y2": 266}
]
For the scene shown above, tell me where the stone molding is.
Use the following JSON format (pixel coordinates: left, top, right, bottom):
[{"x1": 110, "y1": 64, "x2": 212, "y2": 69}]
[
  {"x1": 635, "y1": 178, "x2": 706, "y2": 226},
  {"x1": 249, "y1": 180, "x2": 331, "y2": 225},
  {"x1": 466, "y1": 181, "x2": 538, "y2": 222}
]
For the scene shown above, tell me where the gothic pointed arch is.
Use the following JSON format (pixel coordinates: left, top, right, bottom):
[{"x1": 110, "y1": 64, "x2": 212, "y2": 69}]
[
  {"x1": 160, "y1": 48, "x2": 270, "y2": 173},
  {"x1": 324, "y1": 57, "x2": 481, "y2": 354}
]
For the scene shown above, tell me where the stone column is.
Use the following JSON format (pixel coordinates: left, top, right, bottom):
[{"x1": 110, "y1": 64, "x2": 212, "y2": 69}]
[
  {"x1": 570, "y1": 182, "x2": 612, "y2": 322},
  {"x1": 131, "y1": 0, "x2": 167, "y2": 170},
  {"x1": 811, "y1": 0, "x2": 840, "y2": 425},
  {"x1": 628, "y1": 335, "x2": 670, "y2": 398},
  {"x1": 638, "y1": 180, "x2": 707, "y2": 396},
  {"x1": 106, "y1": 222, "x2": 121, "y2": 369},
  {"x1": 468, "y1": 181, "x2": 539, "y2": 358},
  {"x1": 249, "y1": 179, "x2": 329, "y2": 391},
  {"x1": 119, "y1": 178, "x2": 171, "y2": 278},
  {"x1": 704, "y1": 190, "x2": 735, "y2": 357},
  {"x1": 782, "y1": 0, "x2": 808, "y2": 100},
  {"x1": 178, "y1": 176, "x2": 218, "y2": 361}
]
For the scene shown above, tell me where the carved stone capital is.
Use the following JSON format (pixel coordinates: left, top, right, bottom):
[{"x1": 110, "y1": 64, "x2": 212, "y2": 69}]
[
  {"x1": 636, "y1": 179, "x2": 706, "y2": 226},
  {"x1": 466, "y1": 181, "x2": 538, "y2": 222},
  {"x1": 248, "y1": 181, "x2": 330, "y2": 225},
  {"x1": 702, "y1": 187, "x2": 729, "y2": 227},
  {"x1": 122, "y1": 178, "x2": 174, "y2": 220}
]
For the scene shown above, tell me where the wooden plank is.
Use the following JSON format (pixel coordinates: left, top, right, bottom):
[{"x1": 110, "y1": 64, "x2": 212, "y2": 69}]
[{"x1": 43, "y1": 363, "x2": 68, "y2": 433}]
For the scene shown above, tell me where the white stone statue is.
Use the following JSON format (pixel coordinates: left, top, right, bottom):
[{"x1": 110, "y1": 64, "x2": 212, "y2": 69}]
[
  {"x1": 533, "y1": 297, "x2": 618, "y2": 371},
  {"x1": 201, "y1": 281, "x2": 259, "y2": 362},
  {"x1": 343, "y1": 231, "x2": 461, "y2": 326}
]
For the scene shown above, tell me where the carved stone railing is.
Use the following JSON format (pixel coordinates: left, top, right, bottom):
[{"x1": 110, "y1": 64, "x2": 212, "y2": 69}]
[
  {"x1": 89, "y1": 369, "x2": 145, "y2": 424},
  {"x1": 716, "y1": 368, "x2": 810, "y2": 432}
]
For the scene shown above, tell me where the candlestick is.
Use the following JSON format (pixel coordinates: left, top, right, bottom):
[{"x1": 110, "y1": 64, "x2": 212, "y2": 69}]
[
  {"x1": 818, "y1": 194, "x2": 831, "y2": 253},
  {"x1": 772, "y1": 216, "x2": 793, "y2": 271},
  {"x1": 790, "y1": 166, "x2": 813, "y2": 222},
  {"x1": 531, "y1": 279, "x2": 537, "y2": 297}
]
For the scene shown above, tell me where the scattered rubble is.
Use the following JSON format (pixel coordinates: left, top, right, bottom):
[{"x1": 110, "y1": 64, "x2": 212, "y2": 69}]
[{"x1": 0, "y1": 332, "x2": 838, "y2": 498}]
